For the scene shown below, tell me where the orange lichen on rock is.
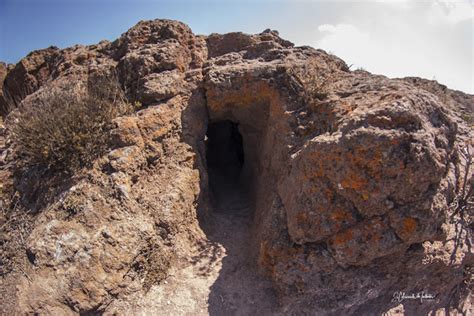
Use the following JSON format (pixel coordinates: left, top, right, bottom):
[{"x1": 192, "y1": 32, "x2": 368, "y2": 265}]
[
  {"x1": 341, "y1": 170, "x2": 369, "y2": 191},
  {"x1": 332, "y1": 228, "x2": 354, "y2": 246},
  {"x1": 393, "y1": 217, "x2": 418, "y2": 241},
  {"x1": 327, "y1": 216, "x2": 405, "y2": 267},
  {"x1": 402, "y1": 217, "x2": 417, "y2": 235},
  {"x1": 111, "y1": 116, "x2": 144, "y2": 147},
  {"x1": 329, "y1": 208, "x2": 354, "y2": 229},
  {"x1": 296, "y1": 211, "x2": 308, "y2": 226},
  {"x1": 206, "y1": 80, "x2": 280, "y2": 112}
]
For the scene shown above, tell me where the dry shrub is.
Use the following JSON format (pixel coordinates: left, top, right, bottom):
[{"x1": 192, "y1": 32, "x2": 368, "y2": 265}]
[{"x1": 11, "y1": 76, "x2": 133, "y2": 173}]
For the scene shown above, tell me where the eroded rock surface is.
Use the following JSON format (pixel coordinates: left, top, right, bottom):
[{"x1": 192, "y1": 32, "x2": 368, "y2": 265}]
[
  {"x1": 0, "y1": 19, "x2": 472, "y2": 315},
  {"x1": 0, "y1": 62, "x2": 9, "y2": 116}
]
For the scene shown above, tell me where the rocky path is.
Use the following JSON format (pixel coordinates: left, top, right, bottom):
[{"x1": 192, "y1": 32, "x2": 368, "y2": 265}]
[{"x1": 108, "y1": 180, "x2": 280, "y2": 315}]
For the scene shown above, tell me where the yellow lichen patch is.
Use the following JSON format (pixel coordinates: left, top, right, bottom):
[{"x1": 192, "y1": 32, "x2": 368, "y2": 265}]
[{"x1": 361, "y1": 192, "x2": 370, "y2": 201}]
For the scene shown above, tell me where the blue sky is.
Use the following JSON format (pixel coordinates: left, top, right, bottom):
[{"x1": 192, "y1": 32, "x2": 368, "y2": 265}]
[{"x1": 0, "y1": 0, "x2": 472, "y2": 93}]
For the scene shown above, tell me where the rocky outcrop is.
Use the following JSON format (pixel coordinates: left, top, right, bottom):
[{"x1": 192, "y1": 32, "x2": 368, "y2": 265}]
[
  {"x1": 0, "y1": 62, "x2": 9, "y2": 116},
  {"x1": 0, "y1": 19, "x2": 472, "y2": 315},
  {"x1": 2, "y1": 47, "x2": 61, "y2": 110}
]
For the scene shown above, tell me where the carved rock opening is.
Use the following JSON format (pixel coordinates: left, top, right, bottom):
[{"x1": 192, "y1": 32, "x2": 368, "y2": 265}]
[{"x1": 205, "y1": 120, "x2": 249, "y2": 214}]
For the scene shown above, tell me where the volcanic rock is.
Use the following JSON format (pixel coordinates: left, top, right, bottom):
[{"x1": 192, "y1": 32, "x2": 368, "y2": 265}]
[{"x1": 0, "y1": 19, "x2": 472, "y2": 315}]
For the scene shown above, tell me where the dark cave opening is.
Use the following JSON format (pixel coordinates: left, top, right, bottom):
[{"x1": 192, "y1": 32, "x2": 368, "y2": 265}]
[{"x1": 205, "y1": 120, "x2": 248, "y2": 213}]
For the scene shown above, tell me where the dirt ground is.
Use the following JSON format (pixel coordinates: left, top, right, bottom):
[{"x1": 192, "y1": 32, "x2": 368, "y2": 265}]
[{"x1": 107, "y1": 179, "x2": 281, "y2": 315}]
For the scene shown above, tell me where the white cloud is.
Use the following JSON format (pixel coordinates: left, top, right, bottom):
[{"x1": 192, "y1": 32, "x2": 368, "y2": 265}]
[
  {"x1": 374, "y1": 0, "x2": 410, "y2": 4},
  {"x1": 432, "y1": 0, "x2": 474, "y2": 23},
  {"x1": 316, "y1": 24, "x2": 372, "y2": 66},
  {"x1": 314, "y1": 1, "x2": 473, "y2": 94}
]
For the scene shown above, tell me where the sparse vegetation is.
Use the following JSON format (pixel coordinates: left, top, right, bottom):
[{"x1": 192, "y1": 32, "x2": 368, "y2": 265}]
[
  {"x1": 288, "y1": 63, "x2": 330, "y2": 102},
  {"x1": 0, "y1": 194, "x2": 33, "y2": 276},
  {"x1": 10, "y1": 76, "x2": 133, "y2": 173},
  {"x1": 460, "y1": 113, "x2": 474, "y2": 128}
]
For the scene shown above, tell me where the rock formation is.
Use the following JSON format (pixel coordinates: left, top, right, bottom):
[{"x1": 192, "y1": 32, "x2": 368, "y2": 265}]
[{"x1": 0, "y1": 19, "x2": 472, "y2": 315}]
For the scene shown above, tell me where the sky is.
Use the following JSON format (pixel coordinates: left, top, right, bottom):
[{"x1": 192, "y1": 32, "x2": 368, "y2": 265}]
[{"x1": 0, "y1": 0, "x2": 472, "y2": 93}]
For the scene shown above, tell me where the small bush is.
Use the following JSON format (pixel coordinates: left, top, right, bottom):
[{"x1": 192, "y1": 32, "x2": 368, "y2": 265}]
[
  {"x1": 460, "y1": 113, "x2": 474, "y2": 128},
  {"x1": 11, "y1": 76, "x2": 133, "y2": 173}
]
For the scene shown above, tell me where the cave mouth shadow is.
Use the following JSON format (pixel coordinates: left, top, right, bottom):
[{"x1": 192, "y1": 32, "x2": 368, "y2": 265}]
[
  {"x1": 205, "y1": 120, "x2": 249, "y2": 216},
  {"x1": 178, "y1": 94, "x2": 278, "y2": 314},
  {"x1": 201, "y1": 119, "x2": 279, "y2": 314}
]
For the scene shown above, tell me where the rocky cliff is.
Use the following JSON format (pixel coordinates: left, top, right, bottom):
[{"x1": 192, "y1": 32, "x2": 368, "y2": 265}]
[{"x1": 0, "y1": 19, "x2": 472, "y2": 315}]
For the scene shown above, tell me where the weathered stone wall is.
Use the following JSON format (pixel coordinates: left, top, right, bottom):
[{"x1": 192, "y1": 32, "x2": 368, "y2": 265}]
[{"x1": 201, "y1": 35, "x2": 472, "y2": 314}]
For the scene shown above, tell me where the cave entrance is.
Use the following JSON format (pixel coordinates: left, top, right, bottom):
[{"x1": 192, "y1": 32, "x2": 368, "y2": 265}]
[{"x1": 205, "y1": 120, "x2": 249, "y2": 215}]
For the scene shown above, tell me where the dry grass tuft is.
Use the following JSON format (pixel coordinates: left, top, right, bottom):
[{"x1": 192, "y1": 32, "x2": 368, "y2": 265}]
[{"x1": 10, "y1": 76, "x2": 133, "y2": 174}]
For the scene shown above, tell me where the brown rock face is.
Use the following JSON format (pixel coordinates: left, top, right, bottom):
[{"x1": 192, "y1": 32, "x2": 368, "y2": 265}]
[
  {"x1": 2, "y1": 47, "x2": 61, "y2": 109},
  {"x1": 1, "y1": 19, "x2": 472, "y2": 315},
  {"x1": 0, "y1": 62, "x2": 9, "y2": 116}
]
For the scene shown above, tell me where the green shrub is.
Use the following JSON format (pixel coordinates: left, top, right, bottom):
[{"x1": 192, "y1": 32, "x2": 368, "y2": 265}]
[{"x1": 11, "y1": 77, "x2": 133, "y2": 173}]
